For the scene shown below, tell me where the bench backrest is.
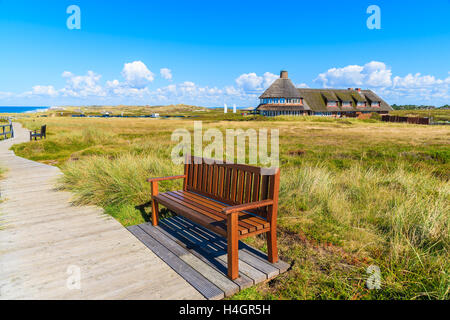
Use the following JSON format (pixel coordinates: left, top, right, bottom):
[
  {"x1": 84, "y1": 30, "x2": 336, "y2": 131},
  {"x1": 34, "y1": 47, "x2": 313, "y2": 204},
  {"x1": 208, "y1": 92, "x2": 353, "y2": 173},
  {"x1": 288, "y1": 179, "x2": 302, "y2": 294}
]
[{"x1": 183, "y1": 155, "x2": 280, "y2": 219}]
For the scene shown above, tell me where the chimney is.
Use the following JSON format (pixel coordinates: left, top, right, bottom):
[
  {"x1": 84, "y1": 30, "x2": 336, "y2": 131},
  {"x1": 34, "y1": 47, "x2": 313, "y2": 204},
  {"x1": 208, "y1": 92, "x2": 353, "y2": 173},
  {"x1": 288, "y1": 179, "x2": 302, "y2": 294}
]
[
  {"x1": 356, "y1": 88, "x2": 361, "y2": 93},
  {"x1": 280, "y1": 70, "x2": 288, "y2": 79},
  {"x1": 347, "y1": 88, "x2": 353, "y2": 91}
]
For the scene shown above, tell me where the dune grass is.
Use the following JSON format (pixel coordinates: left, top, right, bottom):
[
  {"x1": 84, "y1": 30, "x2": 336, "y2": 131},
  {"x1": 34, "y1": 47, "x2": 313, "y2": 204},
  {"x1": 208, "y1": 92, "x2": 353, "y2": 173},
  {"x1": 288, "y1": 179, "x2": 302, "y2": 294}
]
[{"x1": 11, "y1": 113, "x2": 450, "y2": 299}]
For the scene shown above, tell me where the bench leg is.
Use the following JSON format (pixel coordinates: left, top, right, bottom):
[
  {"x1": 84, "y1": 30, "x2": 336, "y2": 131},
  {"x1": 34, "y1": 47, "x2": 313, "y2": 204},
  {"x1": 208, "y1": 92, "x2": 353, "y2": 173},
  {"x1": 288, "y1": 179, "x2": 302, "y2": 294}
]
[
  {"x1": 151, "y1": 199, "x2": 159, "y2": 226},
  {"x1": 151, "y1": 182, "x2": 159, "y2": 226},
  {"x1": 267, "y1": 229, "x2": 278, "y2": 263},
  {"x1": 227, "y1": 212, "x2": 239, "y2": 280}
]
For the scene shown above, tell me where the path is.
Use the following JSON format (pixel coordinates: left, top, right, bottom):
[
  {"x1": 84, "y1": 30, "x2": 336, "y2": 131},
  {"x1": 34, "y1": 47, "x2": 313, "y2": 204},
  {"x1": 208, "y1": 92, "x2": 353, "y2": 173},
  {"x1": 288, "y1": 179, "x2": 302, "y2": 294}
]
[{"x1": 0, "y1": 122, "x2": 203, "y2": 299}]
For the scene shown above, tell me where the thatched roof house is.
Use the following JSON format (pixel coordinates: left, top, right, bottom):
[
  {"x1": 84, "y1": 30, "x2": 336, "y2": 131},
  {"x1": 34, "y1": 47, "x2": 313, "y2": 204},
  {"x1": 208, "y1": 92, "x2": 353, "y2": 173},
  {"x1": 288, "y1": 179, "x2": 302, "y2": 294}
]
[{"x1": 256, "y1": 71, "x2": 392, "y2": 116}]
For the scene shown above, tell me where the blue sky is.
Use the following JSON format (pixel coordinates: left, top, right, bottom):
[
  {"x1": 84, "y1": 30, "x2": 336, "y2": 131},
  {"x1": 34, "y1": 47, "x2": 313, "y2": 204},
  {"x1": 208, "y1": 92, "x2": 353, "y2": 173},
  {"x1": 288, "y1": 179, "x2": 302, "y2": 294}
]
[{"x1": 0, "y1": 0, "x2": 449, "y2": 107}]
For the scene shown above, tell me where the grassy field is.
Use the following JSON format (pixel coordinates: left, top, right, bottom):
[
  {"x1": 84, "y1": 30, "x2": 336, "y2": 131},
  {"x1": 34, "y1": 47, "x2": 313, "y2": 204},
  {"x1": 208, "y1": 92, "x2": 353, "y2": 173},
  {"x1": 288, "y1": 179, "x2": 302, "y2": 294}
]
[
  {"x1": 390, "y1": 109, "x2": 450, "y2": 122},
  {"x1": 8, "y1": 108, "x2": 450, "y2": 300}
]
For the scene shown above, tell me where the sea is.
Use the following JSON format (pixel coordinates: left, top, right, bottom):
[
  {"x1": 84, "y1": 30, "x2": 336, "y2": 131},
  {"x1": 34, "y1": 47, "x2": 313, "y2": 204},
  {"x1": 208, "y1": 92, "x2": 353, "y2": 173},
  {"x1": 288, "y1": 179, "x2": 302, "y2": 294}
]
[{"x1": 0, "y1": 106, "x2": 49, "y2": 113}]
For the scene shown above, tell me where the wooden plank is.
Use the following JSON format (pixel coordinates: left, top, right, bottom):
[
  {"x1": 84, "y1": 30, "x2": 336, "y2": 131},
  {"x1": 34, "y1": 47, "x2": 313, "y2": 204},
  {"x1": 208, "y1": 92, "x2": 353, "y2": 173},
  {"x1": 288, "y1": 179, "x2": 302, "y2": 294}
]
[
  {"x1": 239, "y1": 243, "x2": 290, "y2": 274},
  {"x1": 212, "y1": 165, "x2": 218, "y2": 196},
  {"x1": 172, "y1": 191, "x2": 269, "y2": 230},
  {"x1": 193, "y1": 164, "x2": 198, "y2": 189},
  {"x1": 140, "y1": 223, "x2": 239, "y2": 296},
  {"x1": 127, "y1": 225, "x2": 224, "y2": 300},
  {"x1": 168, "y1": 191, "x2": 264, "y2": 232},
  {"x1": 0, "y1": 123, "x2": 207, "y2": 300},
  {"x1": 154, "y1": 193, "x2": 228, "y2": 237},
  {"x1": 158, "y1": 218, "x2": 254, "y2": 290},
  {"x1": 159, "y1": 192, "x2": 250, "y2": 235},
  {"x1": 163, "y1": 217, "x2": 267, "y2": 283},
  {"x1": 245, "y1": 172, "x2": 252, "y2": 203},
  {"x1": 230, "y1": 168, "x2": 238, "y2": 203},
  {"x1": 171, "y1": 216, "x2": 280, "y2": 278}
]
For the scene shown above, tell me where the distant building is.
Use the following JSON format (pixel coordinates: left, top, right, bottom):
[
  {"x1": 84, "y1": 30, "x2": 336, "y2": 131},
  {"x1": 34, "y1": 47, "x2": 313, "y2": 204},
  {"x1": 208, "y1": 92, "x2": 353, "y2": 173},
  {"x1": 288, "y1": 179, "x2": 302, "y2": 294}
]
[{"x1": 256, "y1": 71, "x2": 392, "y2": 116}]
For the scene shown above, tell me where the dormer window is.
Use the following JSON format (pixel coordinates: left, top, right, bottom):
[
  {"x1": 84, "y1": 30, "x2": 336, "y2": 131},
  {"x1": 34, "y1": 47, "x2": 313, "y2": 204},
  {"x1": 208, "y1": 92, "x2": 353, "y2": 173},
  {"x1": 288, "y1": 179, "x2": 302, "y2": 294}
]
[
  {"x1": 286, "y1": 98, "x2": 302, "y2": 104},
  {"x1": 327, "y1": 101, "x2": 338, "y2": 107},
  {"x1": 357, "y1": 101, "x2": 366, "y2": 107},
  {"x1": 371, "y1": 101, "x2": 380, "y2": 107},
  {"x1": 342, "y1": 101, "x2": 352, "y2": 107}
]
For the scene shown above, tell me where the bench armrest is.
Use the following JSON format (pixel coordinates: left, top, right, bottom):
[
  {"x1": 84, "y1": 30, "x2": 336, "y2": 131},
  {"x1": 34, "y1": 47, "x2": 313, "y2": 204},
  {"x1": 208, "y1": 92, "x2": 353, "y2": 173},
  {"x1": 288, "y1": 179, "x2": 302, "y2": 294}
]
[
  {"x1": 222, "y1": 199, "x2": 274, "y2": 215},
  {"x1": 147, "y1": 175, "x2": 186, "y2": 183}
]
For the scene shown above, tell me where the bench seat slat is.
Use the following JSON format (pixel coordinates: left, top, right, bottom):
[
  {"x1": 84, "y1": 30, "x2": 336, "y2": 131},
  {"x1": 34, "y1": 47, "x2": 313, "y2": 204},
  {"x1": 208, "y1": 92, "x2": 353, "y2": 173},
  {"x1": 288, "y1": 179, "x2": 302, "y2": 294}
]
[
  {"x1": 154, "y1": 193, "x2": 228, "y2": 237},
  {"x1": 167, "y1": 191, "x2": 257, "y2": 232},
  {"x1": 161, "y1": 192, "x2": 250, "y2": 235},
  {"x1": 172, "y1": 191, "x2": 269, "y2": 230},
  {"x1": 154, "y1": 191, "x2": 270, "y2": 236}
]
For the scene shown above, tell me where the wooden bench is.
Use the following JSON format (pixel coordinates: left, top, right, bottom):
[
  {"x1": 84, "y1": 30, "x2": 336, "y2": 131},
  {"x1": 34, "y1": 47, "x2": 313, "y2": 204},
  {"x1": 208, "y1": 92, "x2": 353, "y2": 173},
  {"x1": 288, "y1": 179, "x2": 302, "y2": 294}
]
[
  {"x1": 147, "y1": 155, "x2": 280, "y2": 280},
  {"x1": 30, "y1": 125, "x2": 47, "y2": 141}
]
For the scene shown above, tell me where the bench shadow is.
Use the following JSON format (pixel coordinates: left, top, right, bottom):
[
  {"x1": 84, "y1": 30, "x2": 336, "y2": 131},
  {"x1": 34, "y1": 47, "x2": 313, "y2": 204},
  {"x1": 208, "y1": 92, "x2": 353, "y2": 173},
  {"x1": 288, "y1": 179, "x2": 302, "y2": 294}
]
[
  {"x1": 158, "y1": 216, "x2": 270, "y2": 275},
  {"x1": 135, "y1": 201, "x2": 174, "y2": 223}
]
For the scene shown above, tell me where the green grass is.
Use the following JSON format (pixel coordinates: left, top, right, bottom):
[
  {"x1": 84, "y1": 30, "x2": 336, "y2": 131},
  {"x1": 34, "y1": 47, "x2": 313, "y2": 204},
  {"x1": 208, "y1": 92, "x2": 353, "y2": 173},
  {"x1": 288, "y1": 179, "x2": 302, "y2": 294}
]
[
  {"x1": 11, "y1": 109, "x2": 450, "y2": 300},
  {"x1": 390, "y1": 109, "x2": 450, "y2": 122}
]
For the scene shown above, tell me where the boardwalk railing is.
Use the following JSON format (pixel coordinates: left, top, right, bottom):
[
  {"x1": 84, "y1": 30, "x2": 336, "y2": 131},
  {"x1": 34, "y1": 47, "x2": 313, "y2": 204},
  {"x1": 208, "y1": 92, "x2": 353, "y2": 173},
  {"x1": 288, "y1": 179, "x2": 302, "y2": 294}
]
[{"x1": 0, "y1": 117, "x2": 14, "y2": 140}]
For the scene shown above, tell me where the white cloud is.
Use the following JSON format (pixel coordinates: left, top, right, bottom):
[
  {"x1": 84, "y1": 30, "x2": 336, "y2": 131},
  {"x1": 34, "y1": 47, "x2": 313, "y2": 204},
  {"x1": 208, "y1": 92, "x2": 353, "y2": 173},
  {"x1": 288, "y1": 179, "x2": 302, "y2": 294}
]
[
  {"x1": 4, "y1": 60, "x2": 448, "y2": 107},
  {"x1": 363, "y1": 61, "x2": 392, "y2": 87},
  {"x1": 262, "y1": 72, "x2": 278, "y2": 88},
  {"x1": 235, "y1": 73, "x2": 263, "y2": 92},
  {"x1": 0, "y1": 91, "x2": 13, "y2": 99},
  {"x1": 315, "y1": 61, "x2": 450, "y2": 105},
  {"x1": 393, "y1": 73, "x2": 446, "y2": 88},
  {"x1": 235, "y1": 72, "x2": 278, "y2": 93},
  {"x1": 121, "y1": 61, "x2": 154, "y2": 88},
  {"x1": 105, "y1": 79, "x2": 150, "y2": 97},
  {"x1": 316, "y1": 61, "x2": 392, "y2": 88},
  {"x1": 60, "y1": 71, "x2": 105, "y2": 97},
  {"x1": 381, "y1": 72, "x2": 450, "y2": 102},
  {"x1": 32, "y1": 85, "x2": 58, "y2": 97},
  {"x1": 160, "y1": 68, "x2": 172, "y2": 80}
]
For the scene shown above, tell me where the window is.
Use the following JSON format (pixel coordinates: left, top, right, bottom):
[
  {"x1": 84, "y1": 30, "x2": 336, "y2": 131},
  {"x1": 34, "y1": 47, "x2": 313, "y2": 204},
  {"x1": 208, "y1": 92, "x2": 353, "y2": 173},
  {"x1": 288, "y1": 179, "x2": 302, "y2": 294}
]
[
  {"x1": 371, "y1": 101, "x2": 380, "y2": 107},
  {"x1": 357, "y1": 101, "x2": 366, "y2": 107},
  {"x1": 342, "y1": 101, "x2": 352, "y2": 107},
  {"x1": 327, "y1": 101, "x2": 337, "y2": 107}
]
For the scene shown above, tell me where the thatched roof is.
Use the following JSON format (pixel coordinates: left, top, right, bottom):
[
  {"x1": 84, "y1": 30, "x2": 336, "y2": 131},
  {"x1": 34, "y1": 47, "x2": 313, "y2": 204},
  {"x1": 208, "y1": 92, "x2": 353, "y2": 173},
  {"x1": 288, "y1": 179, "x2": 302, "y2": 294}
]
[
  {"x1": 296, "y1": 88, "x2": 392, "y2": 112},
  {"x1": 259, "y1": 78, "x2": 302, "y2": 99}
]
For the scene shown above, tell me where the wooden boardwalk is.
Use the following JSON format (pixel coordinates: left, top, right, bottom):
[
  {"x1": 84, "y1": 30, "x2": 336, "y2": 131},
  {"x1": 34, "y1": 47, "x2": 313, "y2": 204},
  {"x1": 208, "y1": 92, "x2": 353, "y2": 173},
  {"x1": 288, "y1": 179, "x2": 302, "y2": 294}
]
[
  {"x1": 0, "y1": 123, "x2": 203, "y2": 299},
  {"x1": 128, "y1": 216, "x2": 289, "y2": 300}
]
